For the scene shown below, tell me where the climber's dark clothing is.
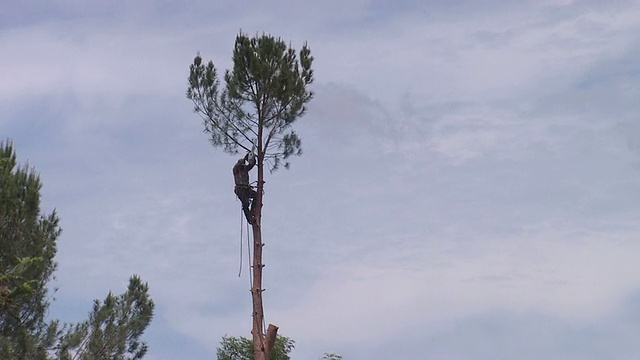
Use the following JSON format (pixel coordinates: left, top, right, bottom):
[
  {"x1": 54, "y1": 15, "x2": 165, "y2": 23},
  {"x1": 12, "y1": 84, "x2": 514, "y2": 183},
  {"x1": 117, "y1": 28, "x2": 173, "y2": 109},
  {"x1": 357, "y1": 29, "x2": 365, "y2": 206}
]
[{"x1": 233, "y1": 154, "x2": 256, "y2": 224}]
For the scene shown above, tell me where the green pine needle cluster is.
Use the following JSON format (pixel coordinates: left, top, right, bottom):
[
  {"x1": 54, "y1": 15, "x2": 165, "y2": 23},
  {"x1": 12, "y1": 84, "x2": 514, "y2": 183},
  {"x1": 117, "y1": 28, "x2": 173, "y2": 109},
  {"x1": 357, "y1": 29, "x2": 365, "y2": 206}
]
[
  {"x1": 216, "y1": 335, "x2": 295, "y2": 360},
  {"x1": 187, "y1": 32, "x2": 314, "y2": 171}
]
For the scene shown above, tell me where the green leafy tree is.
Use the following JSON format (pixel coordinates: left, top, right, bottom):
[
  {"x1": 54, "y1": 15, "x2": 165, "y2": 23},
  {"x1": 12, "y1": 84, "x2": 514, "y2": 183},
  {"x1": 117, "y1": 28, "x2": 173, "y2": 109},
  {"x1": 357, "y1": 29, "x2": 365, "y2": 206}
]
[
  {"x1": 215, "y1": 335, "x2": 342, "y2": 360},
  {"x1": 55, "y1": 275, "x2": 154, "y2": 360},
  {"x1": 216, "y1": 335, "x2": 294, "y2": 360},
  {"x1": 0, "y1": 140, "x2": 154, "y2": 359},
  {"x1": 187, "y1": 32, "x2": 314, "y2": 360},
  {"x1": 0, "y1": 140, "x2": 60, "y2": 359}
]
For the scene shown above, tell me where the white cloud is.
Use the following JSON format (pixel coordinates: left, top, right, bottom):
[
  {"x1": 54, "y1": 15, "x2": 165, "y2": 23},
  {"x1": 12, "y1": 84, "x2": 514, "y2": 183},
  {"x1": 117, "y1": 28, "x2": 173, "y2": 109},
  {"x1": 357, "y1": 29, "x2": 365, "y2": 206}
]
[{"x1": 270, "y1": 226, "x2": 640, "y2": 349}]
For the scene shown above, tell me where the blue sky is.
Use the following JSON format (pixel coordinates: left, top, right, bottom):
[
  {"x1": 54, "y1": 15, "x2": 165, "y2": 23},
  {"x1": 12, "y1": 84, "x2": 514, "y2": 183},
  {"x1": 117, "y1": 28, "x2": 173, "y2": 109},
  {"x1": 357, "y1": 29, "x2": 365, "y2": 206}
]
[{"x1": 2, "y1": 1, "x2": 640, "y2": 359}]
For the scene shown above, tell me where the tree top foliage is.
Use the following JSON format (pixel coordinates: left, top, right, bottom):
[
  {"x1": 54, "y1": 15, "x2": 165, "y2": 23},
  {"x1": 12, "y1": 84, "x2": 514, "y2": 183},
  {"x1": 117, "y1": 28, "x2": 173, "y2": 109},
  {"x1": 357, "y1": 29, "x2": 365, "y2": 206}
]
[{"x1": 187, "y1": 32, "x2": 314, "y2": 171}]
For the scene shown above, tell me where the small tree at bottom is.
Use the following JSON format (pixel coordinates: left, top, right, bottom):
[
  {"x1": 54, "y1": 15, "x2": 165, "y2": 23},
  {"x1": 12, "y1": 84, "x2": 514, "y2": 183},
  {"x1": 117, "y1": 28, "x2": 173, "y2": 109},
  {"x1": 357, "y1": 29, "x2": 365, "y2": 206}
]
[{"x1": 216, "y1": 335, "x2": 294, "y2": 360}]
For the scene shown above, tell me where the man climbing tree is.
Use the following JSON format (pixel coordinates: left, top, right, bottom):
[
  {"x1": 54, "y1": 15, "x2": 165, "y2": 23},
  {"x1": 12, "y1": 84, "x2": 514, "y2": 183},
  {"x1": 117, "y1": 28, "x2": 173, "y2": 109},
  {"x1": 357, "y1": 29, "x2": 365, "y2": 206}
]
[
  {"x1": 233, "y1": 152, "x2": 257, "y2": 224},
  {"x1": 187, "y1": 32, "x2": 314, "y2": 360}
]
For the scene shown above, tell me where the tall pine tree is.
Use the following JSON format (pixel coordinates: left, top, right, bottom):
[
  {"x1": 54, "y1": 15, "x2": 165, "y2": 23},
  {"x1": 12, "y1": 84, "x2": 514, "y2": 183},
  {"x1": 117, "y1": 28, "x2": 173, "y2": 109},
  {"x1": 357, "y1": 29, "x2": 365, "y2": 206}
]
[{"x1": 187, "y1": 32, "x2": 314, "y2": 360}]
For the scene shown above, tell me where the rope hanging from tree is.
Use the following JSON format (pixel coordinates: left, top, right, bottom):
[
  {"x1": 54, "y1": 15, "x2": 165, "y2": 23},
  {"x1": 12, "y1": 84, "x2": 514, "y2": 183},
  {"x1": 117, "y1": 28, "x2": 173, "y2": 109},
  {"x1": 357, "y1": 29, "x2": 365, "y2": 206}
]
[{"x1": 238, "y1": 206, "x2": 254, "y2": 291}]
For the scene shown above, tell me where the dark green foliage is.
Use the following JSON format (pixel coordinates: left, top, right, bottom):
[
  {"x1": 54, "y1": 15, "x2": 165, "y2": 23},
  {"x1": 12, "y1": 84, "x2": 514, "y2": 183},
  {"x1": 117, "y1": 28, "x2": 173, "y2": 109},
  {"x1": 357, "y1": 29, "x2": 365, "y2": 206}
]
[
  {"x1": 322, "y1": 353, "x2": 343, "y2": 360},
  {"x1": 0, "y1": 140, "x2": 154, "y2": 359},
  {"x1": 0, "y1": 139, "x2": 60, "y2": 359},
  {"x1": 216, "y1": 334, "x2": 294, "y2": 360},
  {"x1": 56, "y1": 276, "x2": 154, "y2": 360},
  {"x1": 187, "y1": 32, "x2": 314, "y2": 170}
]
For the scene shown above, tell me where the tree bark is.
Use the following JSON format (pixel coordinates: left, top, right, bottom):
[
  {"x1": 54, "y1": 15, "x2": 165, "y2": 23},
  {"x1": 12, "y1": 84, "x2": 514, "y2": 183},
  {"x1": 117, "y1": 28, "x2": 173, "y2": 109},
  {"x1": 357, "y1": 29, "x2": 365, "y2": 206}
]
[
  {"x1": 251, "y1": 142, "x2": 278, "y2": 360},
  {"x1": 264, "y1": 324, "x2": 279, "y2": 359},
  {"x1": 250, "y1": 191, "x2": 265, "y2": 360}
]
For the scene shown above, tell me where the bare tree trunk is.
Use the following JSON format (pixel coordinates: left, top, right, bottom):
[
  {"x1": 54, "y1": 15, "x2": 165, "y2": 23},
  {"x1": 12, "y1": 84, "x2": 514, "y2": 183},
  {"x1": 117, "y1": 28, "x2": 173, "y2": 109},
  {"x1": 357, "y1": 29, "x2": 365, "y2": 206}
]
[
  {"x1": 251, "y1": 152, "x2": 278, "y2": 360},
  {"x1": 265, "y1": 324, "x2": 279, "y2": 359}
]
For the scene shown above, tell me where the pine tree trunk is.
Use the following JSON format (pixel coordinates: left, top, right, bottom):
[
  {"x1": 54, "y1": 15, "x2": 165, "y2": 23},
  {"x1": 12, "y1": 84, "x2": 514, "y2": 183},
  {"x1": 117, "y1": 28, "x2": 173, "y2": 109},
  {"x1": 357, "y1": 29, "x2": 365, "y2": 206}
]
[{"x1": 250, "y1": 153, "x2": 278, "y2": 360}]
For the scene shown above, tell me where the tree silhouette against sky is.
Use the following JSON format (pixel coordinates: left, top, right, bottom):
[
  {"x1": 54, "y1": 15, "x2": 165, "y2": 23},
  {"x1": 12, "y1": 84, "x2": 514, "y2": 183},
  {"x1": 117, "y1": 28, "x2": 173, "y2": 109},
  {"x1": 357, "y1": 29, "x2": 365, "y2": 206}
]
[{"x1": 187, "y1": 32, "x2": 314, "y2": 360}]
